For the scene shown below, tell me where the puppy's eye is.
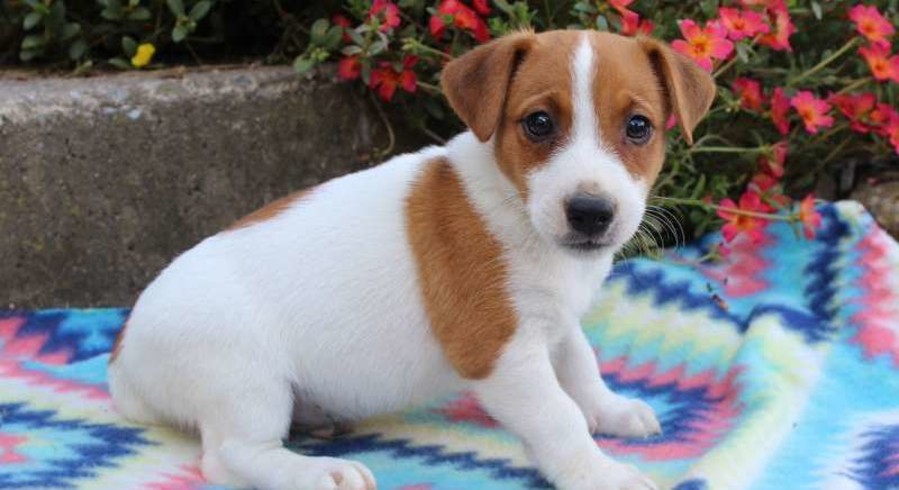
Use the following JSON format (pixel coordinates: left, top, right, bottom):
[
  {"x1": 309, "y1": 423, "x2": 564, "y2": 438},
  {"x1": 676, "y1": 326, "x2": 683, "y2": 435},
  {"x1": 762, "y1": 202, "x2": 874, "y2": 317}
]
[
  {"x1": 523, "y1": 111, "x2": 555, "y2": 141},
  {"x1": 625, "y1": 115, "x2": 652, "y2": 144}
]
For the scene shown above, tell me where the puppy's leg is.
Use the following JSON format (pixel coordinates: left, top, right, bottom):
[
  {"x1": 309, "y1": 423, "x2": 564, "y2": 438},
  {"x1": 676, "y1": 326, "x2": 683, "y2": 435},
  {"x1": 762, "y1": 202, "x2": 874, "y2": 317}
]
[
  {"x1": 555, "y1": 327, "x2": 661, "y2": 439},
  {"x1": 199, "y1": 380, "x2": 375, "y2": 490},
  {"x1": 473, "y1": 342, "x2": 657, "y2": 490}
]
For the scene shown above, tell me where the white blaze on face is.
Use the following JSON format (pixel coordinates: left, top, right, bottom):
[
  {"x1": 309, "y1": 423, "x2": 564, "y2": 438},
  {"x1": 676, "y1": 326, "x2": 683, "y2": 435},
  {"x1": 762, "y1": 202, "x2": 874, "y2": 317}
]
[{"x1": 526, "y1": 34, "x2": 647, "y2": 252}]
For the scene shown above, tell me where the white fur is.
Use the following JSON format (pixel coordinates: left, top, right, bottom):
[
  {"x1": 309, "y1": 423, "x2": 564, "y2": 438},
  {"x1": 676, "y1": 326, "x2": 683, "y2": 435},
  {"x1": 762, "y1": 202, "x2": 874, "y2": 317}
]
[{"x1": 109, "y1": 33, "x2": 659, "y2": 490}]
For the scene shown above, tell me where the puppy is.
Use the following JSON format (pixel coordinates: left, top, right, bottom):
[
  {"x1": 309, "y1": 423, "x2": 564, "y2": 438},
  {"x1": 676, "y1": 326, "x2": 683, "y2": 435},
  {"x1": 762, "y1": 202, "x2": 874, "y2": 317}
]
[{"x1": 109, "y1": 30, "x2": 715, "y2": 490}]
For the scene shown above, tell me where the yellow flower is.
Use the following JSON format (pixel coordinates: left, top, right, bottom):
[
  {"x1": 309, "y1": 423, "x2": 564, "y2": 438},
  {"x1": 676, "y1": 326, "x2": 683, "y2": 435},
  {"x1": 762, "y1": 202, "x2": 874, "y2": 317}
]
[{"x1": 131, "y1": 43, "x2": 156, "y2": 68}]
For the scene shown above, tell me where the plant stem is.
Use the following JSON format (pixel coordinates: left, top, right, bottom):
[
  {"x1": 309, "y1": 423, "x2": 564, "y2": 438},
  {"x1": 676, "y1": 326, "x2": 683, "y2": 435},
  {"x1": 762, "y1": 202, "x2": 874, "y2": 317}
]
[
  {"x1": 689, "y1": 146, "x2": 764, "y2": 154},
  {"x1": 789, "y1": 37, "x2": 858, "y2": 86},
  {"x1": 655, "y1": 196, "x2": 793, "y2": 221},
  {"x1": 837, "y1": 78, "x2": 870, "y2": 94},
  {"x1": 405, "y1": 39, "x2": 451, "y2": 59},
  {"x1": 416, "y1": 81, "x2": 442, "y2": 93}
]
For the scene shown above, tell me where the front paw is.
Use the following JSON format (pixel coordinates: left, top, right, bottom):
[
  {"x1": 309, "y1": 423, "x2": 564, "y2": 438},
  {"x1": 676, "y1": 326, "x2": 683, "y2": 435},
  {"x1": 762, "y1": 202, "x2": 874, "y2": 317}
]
[
  {"x1": 586, "y1": 394, "x2": 661, "y2": 439},
  {"x1": 554, "y1": 453, "x2": 658, "y2": 490}
]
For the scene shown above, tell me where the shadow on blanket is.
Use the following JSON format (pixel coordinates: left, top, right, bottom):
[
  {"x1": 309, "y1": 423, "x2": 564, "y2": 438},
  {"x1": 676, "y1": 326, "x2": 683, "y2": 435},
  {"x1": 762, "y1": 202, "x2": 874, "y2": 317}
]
[{"x1": 1, "y1": 201, "x2": 898, "y2": 490}]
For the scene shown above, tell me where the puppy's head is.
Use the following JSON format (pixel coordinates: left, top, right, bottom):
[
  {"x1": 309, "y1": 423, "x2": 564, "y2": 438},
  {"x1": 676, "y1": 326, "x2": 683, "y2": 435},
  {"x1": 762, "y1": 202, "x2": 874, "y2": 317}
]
[{"x1": 441, "y1": 30, "x2": 715, "y2": 255}]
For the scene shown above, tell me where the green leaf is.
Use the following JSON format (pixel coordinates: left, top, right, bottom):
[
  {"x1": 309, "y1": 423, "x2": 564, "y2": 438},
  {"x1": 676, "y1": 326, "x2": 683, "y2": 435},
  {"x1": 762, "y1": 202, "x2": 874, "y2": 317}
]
[
  {"x1": 128, "y1": 7, "x2": 152, "y2": 21},
  {"x1": 19, "y1": 49, "x2": 39, "y2": 62},
  {"x1": 736, "y1": 42, "x2": 750, "y2": 63},
  {"x1": 188, "y1": 0, "x2": 212, "y2": 21},
  {"x1": 595, "y1": 15, "x2": 608, "y2": 31},
  {"x1": 166, "y1": 0, "x2": 185, "y2": 16},
  {"x1": 322, "y1": 26, "x2": 343, "y2": 50},
  {"x1": 108, "y1": 57, "x2": 133, "y2": 70},
  {"x1": 811, "y1": 1, "x2": 822, "y2": 20},
  {"x1": 293, "y1": 55, "x2": 316, "y2": 74},
  {"x1": 346, "y1": 28, "x2": 365, "y2": 46},
  {"x1": 122, "y1": 36, "x2": 138, "y2": 56},
  {"x1": 310, "y1": 18, "x2": 329, "y2": 44},
  {"x1": 101, "y1": 7, "x2": 123, "y2": 20},
  {"x1": 23, "y1": 12, "x2": 42, "y2": 30},
  {"x1": 45, "y1": 0, "x2": 66, "y2": 31},
  {"x1": 21, "y1": 34, "x2": 45, "y2": 50},
  {"x1": 172, "y1": 25, "x2": 188, "y2": 42},
  {"x1": 68, "y1": 39, "x2": 88, "y2": 60},
  {"x1": 61, "y1": 23, "x2": 81, "y2": 41},
  {"x1": 341, "y1": 45, "x2": 363, "y2": 56}
]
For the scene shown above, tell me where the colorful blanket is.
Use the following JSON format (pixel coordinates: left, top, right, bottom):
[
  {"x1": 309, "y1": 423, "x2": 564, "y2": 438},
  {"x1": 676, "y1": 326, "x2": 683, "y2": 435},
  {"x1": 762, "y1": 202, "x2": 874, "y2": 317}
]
[{"x1": 2, "y1": 200, "x2": 898, "y2": 490}]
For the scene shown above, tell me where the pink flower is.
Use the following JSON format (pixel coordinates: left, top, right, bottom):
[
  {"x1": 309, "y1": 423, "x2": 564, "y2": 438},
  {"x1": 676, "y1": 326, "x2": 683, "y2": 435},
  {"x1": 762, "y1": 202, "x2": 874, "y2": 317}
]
[
  {"x1": 758, "y1": 141, "x2": 788, "y2": 178},
  {"x1": 369, "y1": 0, "x2": 401, "y2": 32},
  {"x1": 790, "y1": 91, "x2": 834, "y2": 134},
  {"x1": 337, "y1": 56, "x2": 361, "y2": 81},
  {"x1": 369, "y1": 56, "x2": 418, "y2": 101},
  {"x1": 759, "y1": 3, "x2": 795, "y2": 51},
  {"x1": 717, "y1": 191, "x2": 767, "y2": 243},
  {"x1": 849, "y1": 4, "x2": 895, "y2": 49},
  {"x1": 472, "y1": 0, "x2": 490, "y2": 16},
  {"x1": 620, "y1": 10, "x2": 654, "y2": 37},
  {"x1": 797, "y1": 194, "x2": 822, "y2": 239},
  {"x1": 770, "y1": 87, "x2": 791, "y2": 135},
  {"x1": 859, "y1": 44, "x2": 899, "y2": 83},
  {"x1": 718, "y1": 7, "x2": 770, "y2": 41},
  {"x1": 671, "y1": 19, "x2": 734, "y2": 71},
  {"x1": 429, "y1": 0, "x2": 490, "y2": 43},
  {"x1": 829, "y1": 92, "x2": 877, "y2": 133},
  {"x1": 732, "y1": 77, "x2": 764, "y2": 111}
]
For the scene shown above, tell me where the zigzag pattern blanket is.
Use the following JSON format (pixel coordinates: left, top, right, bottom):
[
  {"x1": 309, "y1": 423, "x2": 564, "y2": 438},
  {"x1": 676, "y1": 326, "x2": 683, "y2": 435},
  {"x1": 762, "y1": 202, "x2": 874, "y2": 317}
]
[{"x1": 1, "y1": 201, "x2": 898, "y2": 490}]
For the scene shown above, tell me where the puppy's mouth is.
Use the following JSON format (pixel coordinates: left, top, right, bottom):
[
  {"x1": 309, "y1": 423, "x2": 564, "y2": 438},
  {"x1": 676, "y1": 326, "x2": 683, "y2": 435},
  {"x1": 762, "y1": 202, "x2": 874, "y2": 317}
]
[{"x1": 558, "y1": 236, "x2": 613, "y2": 253}]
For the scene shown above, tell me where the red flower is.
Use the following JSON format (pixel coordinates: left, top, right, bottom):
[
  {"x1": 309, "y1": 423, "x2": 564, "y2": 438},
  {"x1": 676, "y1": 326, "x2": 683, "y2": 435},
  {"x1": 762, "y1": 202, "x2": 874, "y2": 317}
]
[
  {"x1": 829, "y1": 92, "x2": 877, "y2": 133},
  {"x1": 337, "y1": 56, "x2": 361, "y2": 81},
  {"x1": 849, "y1": 4, "x2": 895, "y2": 49},
  {"x1": 718, "y1": 7, "x2": 770, "y2": 41},
  {"x1": 369, "y1": 56, "x2": 418, "y2": 101},
  {"x1": 732, "y1": 77, "x2": 764, "y2": 111},
  {"x1": 610, "y1": 0, "x2": 634, "y2": 12},
  {"x1": 750, "y1": 171, "x2": 779, "y2": 194},
  {"x1": 759, "y1": 4, "x2": 795, "y2": 51},
  {"x1": 429, "y1": 0, "x2": 490, "y2": 43},
  {"x1": 770, "y1": 87, "x2": 791, "y2": 135},
  {"x1": 790, "y1": 91, "x2": 834, "y2": 134},
  {"x1": 332, "y1": 14, "x2": 353, "y2": 42},
  {"x1": 758, "y1": 141, "x2": 788, "y2": 178},
  {"x1": 671, "y1": 19, "x2": 734, "y2": 71},
  {"x1": 370, "y1": 0, "x2": 401, "y2": 32},
  {"x1": 620, "y1": 10, "x2": 654, "y2": 37},
  {"x1": 797, "y1": 194, "x2": 821, "y2": 239},
  {"x1": 859, "y1": 44, "x2": 899, "y2": 83},
  {"x1": 472, "y1": 0, "x2": 490, "y2": 16},
  {"x1": 885, "y1": 117, "x2": 899, "y2": 155},
  {"x1": 717, "y1": 191, "x2": 767, "y2": 243}
]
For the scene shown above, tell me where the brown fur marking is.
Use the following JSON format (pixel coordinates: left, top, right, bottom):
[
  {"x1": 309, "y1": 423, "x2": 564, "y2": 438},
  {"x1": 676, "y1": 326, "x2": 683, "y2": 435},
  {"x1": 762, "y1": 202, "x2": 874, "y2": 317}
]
[
  {"x1": 109, "y1": 318, "x2": 129, "y2": 363},
  {"x1": 405, "y1": 158, "x2": 517, "y2": 379},
  {"x1": 227, "y1": 188, "x2": 315, "y2": 231}
]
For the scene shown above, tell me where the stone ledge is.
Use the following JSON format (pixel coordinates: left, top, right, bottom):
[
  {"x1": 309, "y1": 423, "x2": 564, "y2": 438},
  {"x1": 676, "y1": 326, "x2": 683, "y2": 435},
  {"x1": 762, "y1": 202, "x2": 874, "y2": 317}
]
[{"x1": 0, "y1": 66, "x2": 396, "y2": 308}]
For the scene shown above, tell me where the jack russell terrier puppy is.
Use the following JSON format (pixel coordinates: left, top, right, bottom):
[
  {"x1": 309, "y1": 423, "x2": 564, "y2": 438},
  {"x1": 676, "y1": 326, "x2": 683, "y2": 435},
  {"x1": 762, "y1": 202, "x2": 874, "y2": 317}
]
[{"x1": 109, "y1": 29, "x2": 715, "y2": 490}]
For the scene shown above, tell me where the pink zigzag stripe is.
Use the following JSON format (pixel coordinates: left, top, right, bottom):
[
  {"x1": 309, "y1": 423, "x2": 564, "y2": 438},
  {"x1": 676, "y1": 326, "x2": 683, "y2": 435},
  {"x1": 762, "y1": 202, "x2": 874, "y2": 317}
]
[
  {"x1": 142, "y1": 464, "x2": 207, "y2": 490},
  {"x1": 0, "y1": 317, "x2": 72, "y2": 365},
  {"x1": 0, "y1": 359, "x2": 110, "y2": 401},
  {"x1": 599, "y1": 358, "x2": 741, "y2": 461},
  {"x1": 850, "y1": 229, "x2": 899, "y2": 368},
  {"x1": 701, "y1": 226, "x2": 773, "y2": 297}
]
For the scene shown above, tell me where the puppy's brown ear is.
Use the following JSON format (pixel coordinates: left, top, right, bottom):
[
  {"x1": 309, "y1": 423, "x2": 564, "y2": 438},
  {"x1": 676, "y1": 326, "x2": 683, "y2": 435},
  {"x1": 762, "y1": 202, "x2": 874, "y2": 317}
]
[
  {"x1": 440, "y1": 32, "x2": 536, "y2": 142},
  {"x1": 638, "y1": 38, "x2": 717, "y2": 145}
]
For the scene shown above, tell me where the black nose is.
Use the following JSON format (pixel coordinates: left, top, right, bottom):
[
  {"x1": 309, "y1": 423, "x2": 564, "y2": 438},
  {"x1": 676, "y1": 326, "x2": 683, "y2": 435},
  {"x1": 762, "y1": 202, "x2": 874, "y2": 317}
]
[{"x1": 566, "y1": 194, "x2": 615, "y2": 236}]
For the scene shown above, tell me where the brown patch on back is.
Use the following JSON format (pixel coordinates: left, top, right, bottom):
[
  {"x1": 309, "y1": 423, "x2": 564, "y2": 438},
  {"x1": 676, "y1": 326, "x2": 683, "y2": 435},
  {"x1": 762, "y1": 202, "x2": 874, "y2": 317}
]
[
  {"x1": 227, "y1": 188, "x2": 314, "y2": 231},
  {"x1": 109, "y1": 318, "x2": 129, "y2": 363},
  {"x1": 405, "y1": 158, "x2": 517, "y2": 379}
]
